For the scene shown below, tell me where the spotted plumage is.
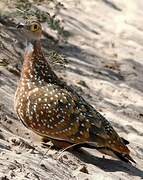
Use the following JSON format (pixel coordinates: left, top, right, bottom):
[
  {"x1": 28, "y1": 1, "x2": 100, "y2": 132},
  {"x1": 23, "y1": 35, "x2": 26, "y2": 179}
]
[{"x1": 14, "y1": 20, "x2": 135, "y2": 163}]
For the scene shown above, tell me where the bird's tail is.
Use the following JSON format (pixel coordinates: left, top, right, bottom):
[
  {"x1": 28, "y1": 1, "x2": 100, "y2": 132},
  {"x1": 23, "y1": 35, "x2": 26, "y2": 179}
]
[
  {"x1": 113, "y1": 150, "x2": 136, "y2": 163},
  {"x1": 111, "y1": 137, "x2": 135, "y2": 163},
  {"x1": 83, "y1": 136, "x2": 136, "y2": 163},
  {"x1": 96, "y1": 146, "x2": 136, "y2": 163}
]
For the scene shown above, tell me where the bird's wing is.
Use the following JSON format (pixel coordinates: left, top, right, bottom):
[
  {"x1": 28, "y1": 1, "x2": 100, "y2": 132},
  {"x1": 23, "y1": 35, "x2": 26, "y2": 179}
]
[{"x1": 26, "y1": 83, "x2": 130, "y2": 155}]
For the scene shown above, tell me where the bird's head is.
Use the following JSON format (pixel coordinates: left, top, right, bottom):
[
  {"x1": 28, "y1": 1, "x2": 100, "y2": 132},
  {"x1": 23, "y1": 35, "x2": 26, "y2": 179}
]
[{"x1": 17, "y1": 19, "x2": 42, "y2": 42}]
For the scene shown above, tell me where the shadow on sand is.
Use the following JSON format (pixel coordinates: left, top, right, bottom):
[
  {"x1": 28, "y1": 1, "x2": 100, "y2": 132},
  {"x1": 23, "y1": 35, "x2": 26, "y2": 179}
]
[{"x1": 72, "y1": 149, "x2": 143, "y2": 179}]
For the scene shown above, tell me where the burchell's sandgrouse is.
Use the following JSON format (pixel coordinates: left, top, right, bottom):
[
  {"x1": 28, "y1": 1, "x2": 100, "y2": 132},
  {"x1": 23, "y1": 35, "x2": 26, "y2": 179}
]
[{"x1": 14, "y1": 19, "x2": 135, "y2": 163}]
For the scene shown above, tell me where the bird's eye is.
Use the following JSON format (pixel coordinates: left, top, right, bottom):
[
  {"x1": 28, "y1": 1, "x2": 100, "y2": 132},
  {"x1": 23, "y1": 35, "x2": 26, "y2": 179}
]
[{"x1": 31, "y1": 23, "x2": 39, "y2": 32}]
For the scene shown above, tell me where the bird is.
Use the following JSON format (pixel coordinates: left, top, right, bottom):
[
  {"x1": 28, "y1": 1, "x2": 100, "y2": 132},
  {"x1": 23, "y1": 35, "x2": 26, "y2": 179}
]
[{"x1": 14, "y1": 19, "x2": 135, "y2": 163}]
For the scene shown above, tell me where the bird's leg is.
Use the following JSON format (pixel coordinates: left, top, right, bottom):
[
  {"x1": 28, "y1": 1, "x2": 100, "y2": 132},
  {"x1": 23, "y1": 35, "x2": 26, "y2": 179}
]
[
  {"x1": 38, "y1": 143, "x2": 53, "y2": 165},
  {"x1": 53, "y1": 141, "x2": 86, "y2": 160},
  {"x1": 53, "y1": 143, "x2": 77, "y2": 160}
]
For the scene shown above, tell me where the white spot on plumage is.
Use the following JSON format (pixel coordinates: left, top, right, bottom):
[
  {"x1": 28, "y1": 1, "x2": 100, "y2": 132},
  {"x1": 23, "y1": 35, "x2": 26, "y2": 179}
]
[
  {"x1": 50, "y1": 97, "x2": 53, "y2": 100},
  {"x1": 38, "y1": 98, "x2": 42, "y2": 101},
  {"x1": 81, "y1": 123, "x2": 85, "y2": 127},
  {"x1": 44, "y1": 98, "x2": 48, "y2": 102},
  {"x1": 55, "y1": 94, "x2": 58, "y2": 98},
  {"x1": 30, "y1": 74, "x2": 34, "y2": 79}
]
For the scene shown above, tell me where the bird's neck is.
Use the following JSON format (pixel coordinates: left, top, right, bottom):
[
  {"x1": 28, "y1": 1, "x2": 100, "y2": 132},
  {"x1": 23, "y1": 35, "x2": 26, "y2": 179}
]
[{"x1": 21, "y1": 40, "x2": 58, "y2": 84}]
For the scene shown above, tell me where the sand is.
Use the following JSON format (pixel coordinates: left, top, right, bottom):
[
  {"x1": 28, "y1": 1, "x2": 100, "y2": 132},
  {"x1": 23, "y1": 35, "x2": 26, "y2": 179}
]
[{"x1": 0, "y1": 0, "x2": 143, "y2": 179}]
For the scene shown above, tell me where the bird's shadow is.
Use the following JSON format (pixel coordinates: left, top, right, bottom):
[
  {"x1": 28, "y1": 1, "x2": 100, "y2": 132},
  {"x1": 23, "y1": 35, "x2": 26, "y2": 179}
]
[{"x1": 71, "y1": 148, "x2": 143, "y2": 179}]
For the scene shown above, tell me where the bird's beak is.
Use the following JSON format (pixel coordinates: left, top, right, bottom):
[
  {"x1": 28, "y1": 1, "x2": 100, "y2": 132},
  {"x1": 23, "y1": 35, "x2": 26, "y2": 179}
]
[{"x1": 16, "y1": 23, "x2": 25, "y2": 29}]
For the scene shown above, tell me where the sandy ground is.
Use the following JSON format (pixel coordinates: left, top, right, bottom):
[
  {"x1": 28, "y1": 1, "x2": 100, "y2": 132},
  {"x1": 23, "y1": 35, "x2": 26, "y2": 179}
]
[{"x1": 0, "y1": 0, "x2": 143, "y2": 179}]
